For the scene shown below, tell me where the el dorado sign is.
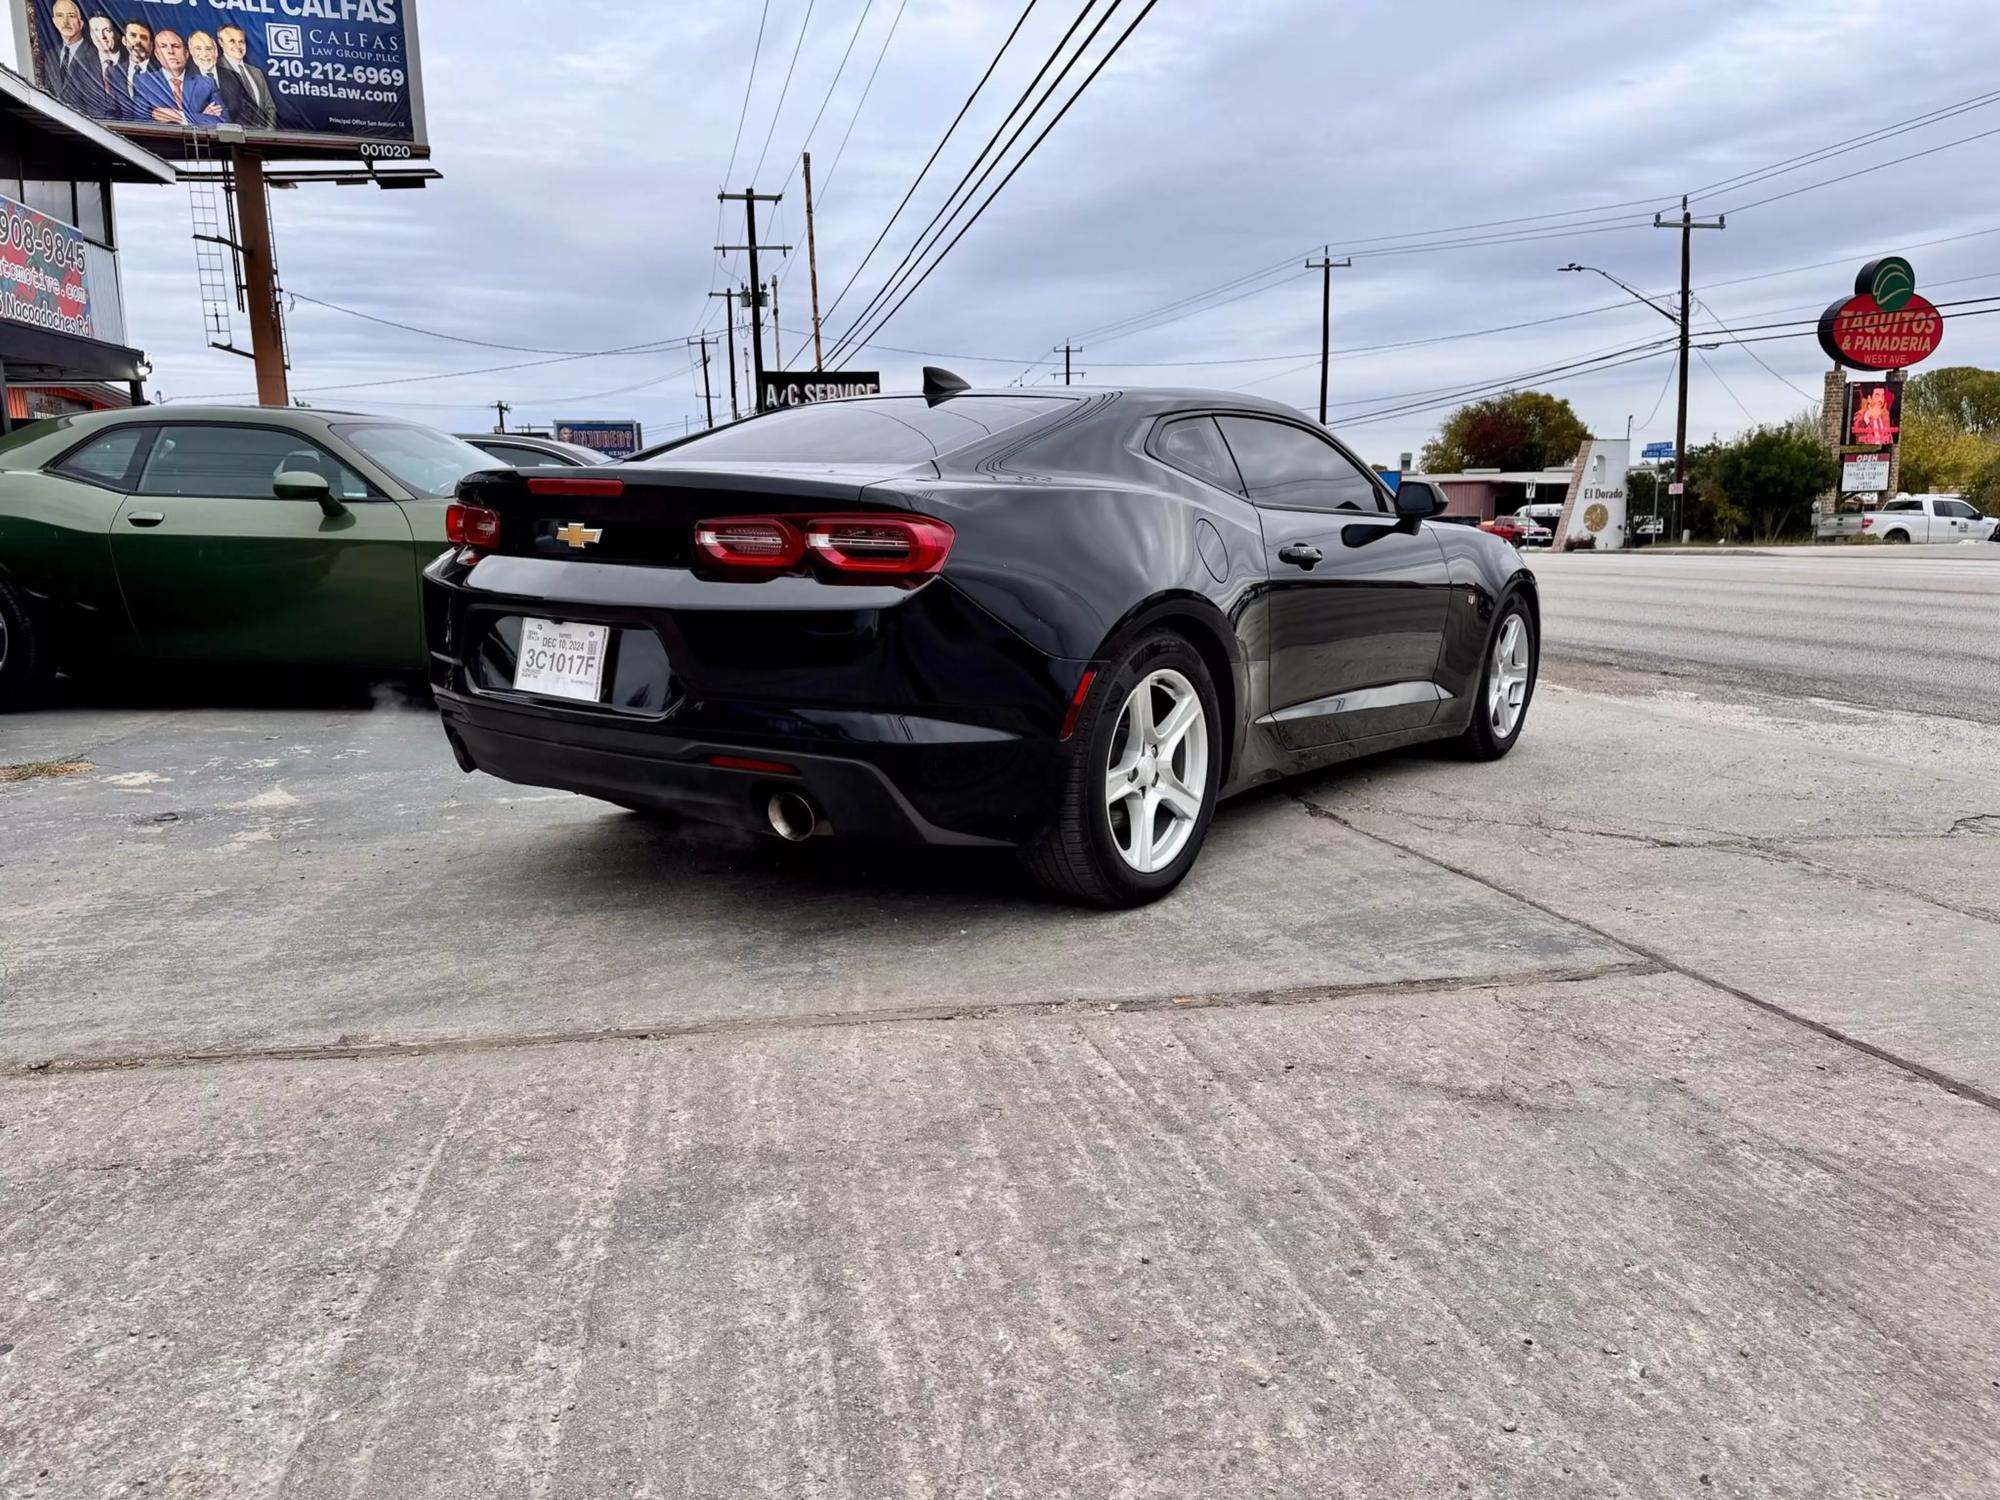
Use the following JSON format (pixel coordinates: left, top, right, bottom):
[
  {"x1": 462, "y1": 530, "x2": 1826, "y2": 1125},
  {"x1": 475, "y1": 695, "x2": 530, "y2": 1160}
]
[{"x1": 1817, "y1": 257, "x2": 1943, "y2": 371}]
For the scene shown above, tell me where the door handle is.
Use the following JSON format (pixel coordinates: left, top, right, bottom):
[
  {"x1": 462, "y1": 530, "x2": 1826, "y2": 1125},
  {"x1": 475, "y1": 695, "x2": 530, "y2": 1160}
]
[
  {"x1": 126, "y1": 512, "x2": 165, "y2": 528},
  {"x1": 1278, "y1": 542, "x2": 1322, "y2": 570}
]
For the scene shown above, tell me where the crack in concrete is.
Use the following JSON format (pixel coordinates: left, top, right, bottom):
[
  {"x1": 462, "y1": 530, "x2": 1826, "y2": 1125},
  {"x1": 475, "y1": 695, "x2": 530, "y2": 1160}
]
[
  {"x1": 6, "y1": 958, "x2": 1664, "y2": 1080},
  {"x1": 1290, "y1": 793, "x2": 2000, "y2": 1117},
  {"x1": 1375, "y1": 805, "x2": 2000, "y2": 929}
]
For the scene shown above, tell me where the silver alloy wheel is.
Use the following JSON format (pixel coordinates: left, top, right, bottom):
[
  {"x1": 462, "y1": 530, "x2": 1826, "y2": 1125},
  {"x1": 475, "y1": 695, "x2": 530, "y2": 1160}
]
[
  {"x1": 1105, "y1": 667, "x2": 1208, "y2": 874},
  {"x1": 1488, "y1": 613, "x2": 1531, "y2": 738}
]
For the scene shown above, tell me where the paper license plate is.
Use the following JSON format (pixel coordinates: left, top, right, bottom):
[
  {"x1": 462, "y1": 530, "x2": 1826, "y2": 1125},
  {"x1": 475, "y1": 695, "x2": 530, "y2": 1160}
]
[{"x1": 514, "y1": 618, "x2": 610, "y2": 702}]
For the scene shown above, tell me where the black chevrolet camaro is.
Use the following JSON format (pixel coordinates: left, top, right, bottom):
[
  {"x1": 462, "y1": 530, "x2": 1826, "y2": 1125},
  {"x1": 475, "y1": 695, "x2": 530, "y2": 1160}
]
[{"x1": 424, "y1": 374, "x2": 1539, "y2": 906}]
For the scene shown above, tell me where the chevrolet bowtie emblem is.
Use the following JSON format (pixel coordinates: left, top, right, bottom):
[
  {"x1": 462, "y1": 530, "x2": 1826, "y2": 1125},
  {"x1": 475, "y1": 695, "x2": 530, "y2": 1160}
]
[{"x1": 554, "y1": 522, "x2": 603, "y2": 550}]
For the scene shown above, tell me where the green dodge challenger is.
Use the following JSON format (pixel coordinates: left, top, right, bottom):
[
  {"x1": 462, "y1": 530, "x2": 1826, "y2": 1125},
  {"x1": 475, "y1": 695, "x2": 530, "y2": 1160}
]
[{"x1": 0, "y1": 407, "x2": 502, "y2": 710}]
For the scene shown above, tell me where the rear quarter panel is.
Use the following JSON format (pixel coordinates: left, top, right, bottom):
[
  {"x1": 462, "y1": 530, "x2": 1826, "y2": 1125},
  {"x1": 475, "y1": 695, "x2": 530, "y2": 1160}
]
[{"x1": 0, "y1": 461, "x2": 130, "y2": 628}]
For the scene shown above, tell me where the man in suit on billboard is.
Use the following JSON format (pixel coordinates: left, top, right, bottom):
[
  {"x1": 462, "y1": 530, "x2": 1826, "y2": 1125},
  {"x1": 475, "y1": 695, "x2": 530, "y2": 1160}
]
[
  {"x1": 80, "y1": 15, "x2": 131, "y2": 119},
  {"x1": 43, "y1": 0, "x2": 95, "y2": 111},
  {"x1": 214, "y1": 24, "x2": 277, "y2": 130},
  {"x1": 134, "y1": 30, "x2": 226, "y2": 128},
  {"x1": 119, "y1": 19, "x2": 154, "y2": 109}
]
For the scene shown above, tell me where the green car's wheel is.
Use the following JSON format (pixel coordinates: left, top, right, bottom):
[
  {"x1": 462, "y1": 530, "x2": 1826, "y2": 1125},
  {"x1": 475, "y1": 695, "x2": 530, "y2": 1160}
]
[{"x1": 0, "y1": 578, "x2": 55, "y2": 713}]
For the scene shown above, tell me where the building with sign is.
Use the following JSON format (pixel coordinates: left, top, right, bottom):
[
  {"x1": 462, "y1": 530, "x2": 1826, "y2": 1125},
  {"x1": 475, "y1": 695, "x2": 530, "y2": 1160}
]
[
  {"x1": 1402, "y1": 467, "x2": 1578, "y2": 523},
  {"x1": 0, "y1": 63, "x2": 172, "y2": 431}
]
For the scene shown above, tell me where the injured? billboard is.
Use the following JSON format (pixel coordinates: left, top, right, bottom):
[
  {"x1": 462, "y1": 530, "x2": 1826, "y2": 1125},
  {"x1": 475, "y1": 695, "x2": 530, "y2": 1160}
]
[{"x1": 12, "y1": 0, "x2": 429, "y2": 159}]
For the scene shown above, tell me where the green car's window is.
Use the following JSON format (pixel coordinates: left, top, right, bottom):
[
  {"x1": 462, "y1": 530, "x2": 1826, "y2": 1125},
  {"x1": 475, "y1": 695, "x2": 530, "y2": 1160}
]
[
  {"x1": 137, "y1": 425, "x2": 371, "y2": 502},
  {"x1": 54, "y1": 427, "x2": 150, "y2": 490}
]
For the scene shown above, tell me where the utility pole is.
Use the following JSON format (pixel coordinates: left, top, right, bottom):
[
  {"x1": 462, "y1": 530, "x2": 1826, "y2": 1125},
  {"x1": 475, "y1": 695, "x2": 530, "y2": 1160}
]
[
  {"x1": 1654, "y1": 195, "x2": 1725, "y2": 538},
  {"x1": 690, "y1": 335, "x2": 717, "y2": 429},
  {"x1": 1306, "y1": 249, "x2": 1351, "y2": 426},
  {"x1": 707, "y1": 290, "x2": 740, "y2": 420},
  {"x1": 1061, "y1": 342, "x2": 1080, "y2": 386},
  {"x1": 802, "y1": 150, "x2": 826, "y2": 370},
  {"x1": 769, "y1": 276, "x2": 781, "y2": 369},
  {"x1": 717, "y1": 189, "x2": 790, "y2": 411},
  {"x1": 231, "y1": 148, "x2": 289, "y2": 407},
  {"x1": 491, "y1": 399, "x2": 511, "y2": 434}
]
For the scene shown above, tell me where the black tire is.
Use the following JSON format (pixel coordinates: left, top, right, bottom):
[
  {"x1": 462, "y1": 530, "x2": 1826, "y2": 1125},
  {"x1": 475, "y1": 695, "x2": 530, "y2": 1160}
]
[
  {"x1": 1020, "y1": 629, "x2": 1222, "y2": 908},
  {"x1": 1455, "y1": 596, "x2": 1537, "y2": 761},
  {"x1": 1883, "y1": 530, "x2": 1910, "y2": 544},
  {"x1": 0, "y1": 578, "x2": 55, "y2": 714}
]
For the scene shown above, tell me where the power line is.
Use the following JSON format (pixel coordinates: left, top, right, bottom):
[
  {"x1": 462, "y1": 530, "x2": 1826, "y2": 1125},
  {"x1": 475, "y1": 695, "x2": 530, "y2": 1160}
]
[
  {"x1": 826, "y1": 0, "x2": 1112, "y2": 355},
  {"x1": 1689, "y1": 88, "x2": 2000, "y2": 200},
  {"x1": 173, "y1": 344, "x2": 697, "y2": 402},
  {"x1": 285, "y1": 291, "x2": 659, "y2": 357},
  {"x1": 776, "y1": 0, "x2": 877, "y2": 197},
  {"x1": 818, "y1": 0, "x2": 1042, "y2": 323},
  {"x1": 814, "y1": 0, "x2": 913, "y2": 208},
  {"x1": 750, "y1": 0, "x2": 819, "y2": 187},
  {"x1": 1718, "y1": 123, "x2": 2000, "y2": 214},
  {"x1": 1694, "y1": 348, "x2": 1758, "y2": 423},
  {"x1": 830, "y1": 0, "x2": 1161, "y2": 363},
  {"x1": 715, "y1": 0, "x2": 775, "y2": 288}
]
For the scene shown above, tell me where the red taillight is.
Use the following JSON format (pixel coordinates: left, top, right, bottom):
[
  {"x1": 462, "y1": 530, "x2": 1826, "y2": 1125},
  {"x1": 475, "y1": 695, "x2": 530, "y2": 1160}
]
[
  {"x1": 707, "y1": 754, "x2": 799, "y2": 776},
  {"x1": 805, "y1": 514, "x2": 955, "y2": 577},
  {"x1": 1860, "y1": 516, "x2": 1874, "y2": 529},
  {"x1": 445, "y1": 502, "x2": 501, "y2": 549},
  {"x1": 526, "y1": 476, "x2": 625, "y2": 497},
  {"x1": 695, "y1": 517, "x2": 806, "y2": 569}
]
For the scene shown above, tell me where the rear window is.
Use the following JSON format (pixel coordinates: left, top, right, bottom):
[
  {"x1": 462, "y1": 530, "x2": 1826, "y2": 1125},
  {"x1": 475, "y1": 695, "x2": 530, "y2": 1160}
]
[{"x1": 649, "y1": 396, "x2": 1065, "y2": 465}]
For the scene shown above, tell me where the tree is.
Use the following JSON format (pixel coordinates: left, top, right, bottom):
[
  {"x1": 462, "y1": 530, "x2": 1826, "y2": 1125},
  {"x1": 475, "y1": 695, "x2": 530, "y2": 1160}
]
[
  {"x1": 1898, "y1": 408, "x2": 1999, "y2": 496},
  {"x1": 1419, "y1": 390, "x2": 1590, "y2": 473},
  {"x1": 1904, "y1": 366, "x2": 2000, "y2": 435},
  {"x1": 1689, "y1": 426, "x2": 1839, "y2": 543}
]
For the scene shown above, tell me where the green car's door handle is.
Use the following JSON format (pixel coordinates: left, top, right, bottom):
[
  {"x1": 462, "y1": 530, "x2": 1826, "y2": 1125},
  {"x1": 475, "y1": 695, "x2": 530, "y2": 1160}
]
[{"x1": 126, "y1": 513, "x2": 166, "y2": 528}]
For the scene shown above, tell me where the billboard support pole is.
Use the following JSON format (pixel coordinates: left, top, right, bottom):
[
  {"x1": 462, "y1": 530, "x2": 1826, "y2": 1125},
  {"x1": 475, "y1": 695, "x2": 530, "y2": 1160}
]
[
  {"x1": 230, "y1": 148, "x2": 289, "y2": 407},
  {"x1": 0, "y1": 356, "x2": 12, "y2": 436},
  {"x1": 803, "y1": 151, "x2": 825, "y2": 371}
]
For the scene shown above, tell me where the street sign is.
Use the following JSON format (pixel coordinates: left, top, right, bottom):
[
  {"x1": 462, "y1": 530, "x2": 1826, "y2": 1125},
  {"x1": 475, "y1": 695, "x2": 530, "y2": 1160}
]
[
  {"x1": 1667, "y1": 482, "x2": 1686, "y2": 495},
  {"x1": 1841, "y1": 454, "x2": 1892, "y2": 493},
  {"x1": 1642, "y1": 441, "x2": 1676, "y2": 460}
]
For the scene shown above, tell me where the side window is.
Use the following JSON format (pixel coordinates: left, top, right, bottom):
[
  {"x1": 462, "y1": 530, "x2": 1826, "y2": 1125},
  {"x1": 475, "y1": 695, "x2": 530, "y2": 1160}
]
[
  {"x1": 1215, "y1": 416, "x2": 1384, "y2": 513},
  {"x1": 1881, "y1": 499, "x2": 1919, "y2": 512},
  {"x1": 53, "y1": 427, "x2": 149, "y2": 490},
  {"x1": 1154, "y1": 416, "x2": 1243, "y2": 494},
  {"x1": 1939, "y1": 499, "x2": 1979, "y2": 520},
  {"x1": 137, "y1": 426, "x2": 371, "y2": 501},
  {"x1": 481, "y1": 444, "x2": 568, "y2": 469}
]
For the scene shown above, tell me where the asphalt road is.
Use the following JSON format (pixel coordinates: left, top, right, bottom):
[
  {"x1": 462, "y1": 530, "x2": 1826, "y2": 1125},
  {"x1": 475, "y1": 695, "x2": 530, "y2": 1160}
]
[
  {"x1": 1530, "y1": 545, "x2": 2000, "y2": 722},
  {"x1": 4, "y1": 551, "x2": 1999, "y2": 1498}
]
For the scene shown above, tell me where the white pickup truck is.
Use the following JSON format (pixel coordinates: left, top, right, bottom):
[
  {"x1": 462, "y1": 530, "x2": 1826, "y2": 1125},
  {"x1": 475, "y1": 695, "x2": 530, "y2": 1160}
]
[{"x1": 1817, "y1": 494, "x2": 1999, "y2": 544}]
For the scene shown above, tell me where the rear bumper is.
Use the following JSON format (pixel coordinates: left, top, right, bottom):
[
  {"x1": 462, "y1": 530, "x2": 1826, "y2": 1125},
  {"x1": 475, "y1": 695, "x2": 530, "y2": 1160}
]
[
  {"x1": 425, "y1": 557, "x2": 1081, "y2": 846},
  {"x1": 437, "y1": 690, "x2": 1014, "y2": 845}
]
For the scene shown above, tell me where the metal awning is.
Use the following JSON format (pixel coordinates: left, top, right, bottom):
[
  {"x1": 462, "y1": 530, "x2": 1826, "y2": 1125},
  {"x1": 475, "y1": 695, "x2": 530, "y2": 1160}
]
[
  {"x1": 0, "y1": 64, "x2": 178, "y2": 184},
  {"x1": 0, "y1": 317, "x2": 145, "y2": 385}
]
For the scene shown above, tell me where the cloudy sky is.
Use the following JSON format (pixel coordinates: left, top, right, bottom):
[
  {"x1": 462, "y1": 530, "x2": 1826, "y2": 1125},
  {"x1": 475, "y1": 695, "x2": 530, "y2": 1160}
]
[{"x1": 47, "y1": 0, "x2": 2000, "y2": 463}]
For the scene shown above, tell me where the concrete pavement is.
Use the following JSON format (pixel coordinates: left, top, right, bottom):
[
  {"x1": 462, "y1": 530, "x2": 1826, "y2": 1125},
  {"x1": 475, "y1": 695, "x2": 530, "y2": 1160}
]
[{"x1": 4, "y1": 546, "x2": 1999, "y2": 1497}]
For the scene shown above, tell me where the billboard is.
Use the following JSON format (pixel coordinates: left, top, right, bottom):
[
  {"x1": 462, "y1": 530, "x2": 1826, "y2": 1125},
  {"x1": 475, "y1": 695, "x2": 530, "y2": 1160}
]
[
  {"x1": 758, "y1": 371, "x2": 883, "y2": 412},
  {"x1": 554, "y1": 420, "x2": 644, "y2": 461},
  {"x1": 1, "y1": 192, "x2": 94, "y2": 339},
  {"x1": 12, "y1": 0, "x2": 428, "y2": 159},
  {"x1": 1843, "y1": 381, "x2": 1901, "y2": 448}
]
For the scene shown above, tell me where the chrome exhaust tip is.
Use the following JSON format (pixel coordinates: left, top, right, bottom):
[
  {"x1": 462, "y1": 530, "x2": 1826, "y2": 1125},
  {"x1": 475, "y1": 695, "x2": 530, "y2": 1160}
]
[{"x1": 766, "y1": 791, "x2": 817, "y2": 842}]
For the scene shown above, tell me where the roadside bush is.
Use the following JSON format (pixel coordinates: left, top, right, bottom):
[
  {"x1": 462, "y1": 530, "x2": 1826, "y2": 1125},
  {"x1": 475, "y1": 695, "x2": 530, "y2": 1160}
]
[{"x1": 1686, "y1": 427, "x2": 1838, "y2": 543}]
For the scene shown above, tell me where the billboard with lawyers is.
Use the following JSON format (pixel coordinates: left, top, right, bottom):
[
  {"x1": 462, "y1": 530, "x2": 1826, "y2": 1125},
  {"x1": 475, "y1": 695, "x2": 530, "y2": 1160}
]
[{"x1": 11, "y1": 0, "x2": 429, "y2": 159}]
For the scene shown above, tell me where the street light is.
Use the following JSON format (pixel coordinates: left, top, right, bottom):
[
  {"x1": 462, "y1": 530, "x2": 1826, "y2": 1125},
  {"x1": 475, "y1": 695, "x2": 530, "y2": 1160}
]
[{"x1": 1558, "y1": 262, "x2": 1679, "y2": 325}]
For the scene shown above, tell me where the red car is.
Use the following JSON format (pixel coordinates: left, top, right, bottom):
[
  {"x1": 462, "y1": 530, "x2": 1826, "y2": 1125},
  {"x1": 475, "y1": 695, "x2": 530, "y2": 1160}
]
[{"x1": 1482, "y1": 514, "x2": 1553, "y2": 548}]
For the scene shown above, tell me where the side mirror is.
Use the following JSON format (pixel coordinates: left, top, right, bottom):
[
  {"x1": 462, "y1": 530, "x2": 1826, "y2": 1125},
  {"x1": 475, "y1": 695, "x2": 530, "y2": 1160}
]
[
  {"x1": 274, "y1": 469, "x2": 345, "y2": 518},
  {"x1": 1394, "y1": 482, "x2": 1447, "y2": 520}
]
